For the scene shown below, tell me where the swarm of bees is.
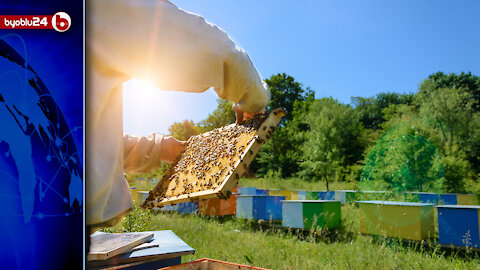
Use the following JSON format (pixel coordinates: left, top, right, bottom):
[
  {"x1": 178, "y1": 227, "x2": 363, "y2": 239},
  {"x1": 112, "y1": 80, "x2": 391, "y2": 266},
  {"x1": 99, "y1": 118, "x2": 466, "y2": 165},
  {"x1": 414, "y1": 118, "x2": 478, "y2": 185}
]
[{"x1": 142, "y1": 108, "x2": 285, "y2": 209}]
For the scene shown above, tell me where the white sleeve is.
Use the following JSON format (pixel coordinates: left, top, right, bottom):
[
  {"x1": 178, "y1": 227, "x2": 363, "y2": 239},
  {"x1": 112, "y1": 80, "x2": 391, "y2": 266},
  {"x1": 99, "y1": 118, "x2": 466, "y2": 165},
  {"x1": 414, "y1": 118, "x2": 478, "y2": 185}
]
[
  {"x1": 90, "y1": 0, "x2": 270, "y2": 112},
  {"x1": 123, "y1": 133, "x2": 164, "y2": 174}
]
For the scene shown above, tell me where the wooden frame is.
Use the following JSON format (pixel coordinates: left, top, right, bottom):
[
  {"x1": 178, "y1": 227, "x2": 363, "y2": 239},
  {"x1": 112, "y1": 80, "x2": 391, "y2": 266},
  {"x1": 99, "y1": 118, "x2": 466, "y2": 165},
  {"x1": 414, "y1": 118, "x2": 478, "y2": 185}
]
[{"x1": 142, "y1": 108, "x2": 285, "y2": 208}]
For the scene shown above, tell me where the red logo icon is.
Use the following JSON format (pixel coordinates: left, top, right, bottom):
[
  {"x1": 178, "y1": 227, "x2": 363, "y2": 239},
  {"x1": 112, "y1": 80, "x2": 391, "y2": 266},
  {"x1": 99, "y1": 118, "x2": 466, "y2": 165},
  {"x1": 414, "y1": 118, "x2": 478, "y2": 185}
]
[{"x1": 51, "y1": 12, "x2": 71, "y2": 32}]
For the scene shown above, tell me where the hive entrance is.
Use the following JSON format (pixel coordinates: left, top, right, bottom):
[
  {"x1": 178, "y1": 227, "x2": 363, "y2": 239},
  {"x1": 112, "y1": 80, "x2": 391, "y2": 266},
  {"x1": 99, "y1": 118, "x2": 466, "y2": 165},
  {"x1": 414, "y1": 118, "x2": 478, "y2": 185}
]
[{"x1": 142, "y1": 108, "x2": 285, "y2": 208}]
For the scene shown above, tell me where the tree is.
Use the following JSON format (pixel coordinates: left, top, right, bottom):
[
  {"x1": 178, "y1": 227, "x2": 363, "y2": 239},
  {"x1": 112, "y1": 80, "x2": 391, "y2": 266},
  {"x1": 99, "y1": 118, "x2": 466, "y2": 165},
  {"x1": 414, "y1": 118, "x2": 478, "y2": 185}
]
[
  {"x1": 252, "y1": 73, "x2": 314, "y2": 177},
  {"x1": 300, "y1": 98, "x2": 364, "y2": 190},
  {"x1": 197, "y1": 98, "x2": 235, "y2": 132},
  {"x1": 419, "y1": 72, "x2": 480, "y2": 111},
  {"x1": 352, "y1": 92, "x2": 414, "y2": 130},
  {"x1": 168, "y1": 120, "x2": 200, "y2": 141},
  {"x1": 265, "y1": 73, "x2": 314, "y2": 123},
  {"x1": 360, "y1": 122, "x2": 444, "y2": 193}
]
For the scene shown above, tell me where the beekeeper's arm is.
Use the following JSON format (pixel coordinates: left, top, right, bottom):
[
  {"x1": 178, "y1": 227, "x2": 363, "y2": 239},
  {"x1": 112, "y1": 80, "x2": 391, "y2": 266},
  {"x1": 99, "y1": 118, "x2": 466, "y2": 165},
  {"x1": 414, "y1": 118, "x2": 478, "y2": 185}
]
[
  {"x1": 90, "y1": 0, "x2": 270, "y2": 114},
  {"x1": 123, "y1": 134, "x2": 185, "y2": 174},
  {"x1": 86, "y1": 0, "x2": 270, "y2": 227}
]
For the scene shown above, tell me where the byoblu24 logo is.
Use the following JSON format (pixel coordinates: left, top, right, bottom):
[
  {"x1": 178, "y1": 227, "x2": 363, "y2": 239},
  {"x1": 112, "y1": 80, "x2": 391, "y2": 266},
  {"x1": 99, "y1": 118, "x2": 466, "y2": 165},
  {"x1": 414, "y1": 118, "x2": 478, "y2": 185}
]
[{"x1": 52, "y1": 12, "x2": 71, "y2": 32}]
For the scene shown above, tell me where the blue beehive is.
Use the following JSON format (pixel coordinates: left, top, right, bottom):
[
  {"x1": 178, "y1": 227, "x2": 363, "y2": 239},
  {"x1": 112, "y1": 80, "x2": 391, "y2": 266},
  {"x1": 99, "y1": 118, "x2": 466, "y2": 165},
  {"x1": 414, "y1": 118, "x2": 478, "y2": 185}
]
[
  {"x1": 437, "y1": 205, "x2": 480, "y2": 248},
  {"x1": 318, "y1": 191, "x2": 335, "y2": 200},
  {"x1": 418, "y1": 192, "x2": 439, "y2": 204},
  {"x1": 236, "y1": 195, "x2": 285, "y2": 220},
  {"x1": 237, "y1": 187, "x2": 268, "y2": 196},
  {"x1": 297, "y1": 191, "x2": 307, "y2": 200},
  {"x1": 177, "y1": 201, "x2": 198, "y2": 214},
  {"x1": 439, "y1": 194, "x2": 458, "y2": 205}
]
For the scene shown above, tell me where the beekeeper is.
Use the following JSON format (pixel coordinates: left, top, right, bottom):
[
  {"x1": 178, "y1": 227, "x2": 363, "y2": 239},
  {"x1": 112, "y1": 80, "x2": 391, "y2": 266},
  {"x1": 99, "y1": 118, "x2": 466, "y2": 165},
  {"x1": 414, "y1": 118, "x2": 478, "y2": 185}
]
[{"x1": 86, "y1": 0, "x2": 270, "y2": 230}]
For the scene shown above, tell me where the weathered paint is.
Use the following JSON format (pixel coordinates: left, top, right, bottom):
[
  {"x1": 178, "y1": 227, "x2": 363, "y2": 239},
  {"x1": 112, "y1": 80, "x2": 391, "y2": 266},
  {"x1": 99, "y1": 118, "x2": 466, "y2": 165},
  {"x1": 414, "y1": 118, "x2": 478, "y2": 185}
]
[
  {"x1": 437, "y1": 205, "x2": 480, "y2": 248},
  {"x1": 358, "y1": 201, "x2": 435, "y2": 241}
]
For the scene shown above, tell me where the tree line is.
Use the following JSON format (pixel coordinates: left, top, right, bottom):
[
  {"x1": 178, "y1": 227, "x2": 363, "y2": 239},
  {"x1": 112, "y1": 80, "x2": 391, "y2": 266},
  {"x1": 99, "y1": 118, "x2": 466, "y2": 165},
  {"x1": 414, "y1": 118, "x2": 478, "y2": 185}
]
[{"x1": 155, "y1": 72, "x2": 480, "y2": 194}]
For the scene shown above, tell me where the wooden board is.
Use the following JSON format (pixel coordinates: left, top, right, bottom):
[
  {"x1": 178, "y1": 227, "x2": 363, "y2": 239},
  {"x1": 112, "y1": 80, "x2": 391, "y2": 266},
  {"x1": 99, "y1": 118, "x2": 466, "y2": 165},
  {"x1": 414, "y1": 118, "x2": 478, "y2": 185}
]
[
  {"x1": 142, "y1": 108, "x2": 285, "y2": 208},
  {"x1": 88, "y1": 231, "x2": 154, "y2": 261}
]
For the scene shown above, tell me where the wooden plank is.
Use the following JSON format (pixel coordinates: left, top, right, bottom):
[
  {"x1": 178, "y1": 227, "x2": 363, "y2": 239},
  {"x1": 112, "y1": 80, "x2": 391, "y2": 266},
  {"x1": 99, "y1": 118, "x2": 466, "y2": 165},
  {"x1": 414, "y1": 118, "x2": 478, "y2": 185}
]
[
  {"x1": 88, "y1": 232, "x2": 154, "y2": 261},
  {"x1": 142, "y1": 108, "x2": 285, "y2": 208}
]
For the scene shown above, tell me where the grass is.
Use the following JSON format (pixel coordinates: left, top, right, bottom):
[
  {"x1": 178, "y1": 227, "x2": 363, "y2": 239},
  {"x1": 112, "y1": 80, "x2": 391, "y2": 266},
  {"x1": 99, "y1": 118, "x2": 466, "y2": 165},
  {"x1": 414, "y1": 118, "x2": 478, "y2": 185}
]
[
  {"x1": 104, "y1": 203, "x2": 480, "y2": 269},
  {"x1": 140, "y1": 206, "x2": 479, "y2": 270},
  {"x1": 120, "y1": 178, "x2": 480, "y2": 269},
  {"x1": 239, "y1": 177, "x2": 358, "y2": 191}
]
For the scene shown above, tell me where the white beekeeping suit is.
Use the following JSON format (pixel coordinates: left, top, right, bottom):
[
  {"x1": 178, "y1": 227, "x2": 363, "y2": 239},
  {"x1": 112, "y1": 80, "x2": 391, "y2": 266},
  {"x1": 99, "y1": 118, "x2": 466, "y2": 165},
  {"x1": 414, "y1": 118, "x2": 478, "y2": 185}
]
[{"x1": 86, "y1": 0, "x2": 270, "y2": 228}]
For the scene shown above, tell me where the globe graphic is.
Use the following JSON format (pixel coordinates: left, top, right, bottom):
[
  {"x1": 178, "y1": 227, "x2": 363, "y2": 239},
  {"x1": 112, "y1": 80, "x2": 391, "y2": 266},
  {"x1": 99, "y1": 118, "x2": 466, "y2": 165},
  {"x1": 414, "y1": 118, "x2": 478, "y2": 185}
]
[{"x1": 0, "y1": 39, "x2": 82, "y2": 268}]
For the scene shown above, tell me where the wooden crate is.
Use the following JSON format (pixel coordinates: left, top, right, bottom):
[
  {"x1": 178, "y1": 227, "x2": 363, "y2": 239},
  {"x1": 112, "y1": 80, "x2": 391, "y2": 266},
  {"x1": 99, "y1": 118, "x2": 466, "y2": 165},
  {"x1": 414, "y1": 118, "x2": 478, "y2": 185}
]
[
  {"x1": 437, "y1": 205, "x2": 480, "y2": 248},
  {"x1": 358, "y1": 201, "x2": 435, "y2": 241},
  {"x1": 199, "y1": 187, "x2": 238, "y2": 216},
  {"x1": 160, "y1": 258, "x2": 270, "y2": 270},
  {"x1": 143, "y1": 109, "x2": 285, "y2": 208},
  {"x1": 236, "y1": 195, "x2": 285, "y2": 220},
  {"x1": 282, "y1": 200, "x2": 341, "y2": 230}
]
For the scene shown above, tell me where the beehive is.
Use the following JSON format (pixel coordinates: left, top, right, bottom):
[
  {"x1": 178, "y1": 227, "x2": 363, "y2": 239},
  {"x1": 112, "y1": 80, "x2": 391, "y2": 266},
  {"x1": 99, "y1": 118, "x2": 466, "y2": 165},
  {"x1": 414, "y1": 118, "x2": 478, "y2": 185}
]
[
  {"x1": 437, "y1": 205, "x2": 480, "y2": 248},
  {"x1": 237, "y1": 187, "x2": 268, "y2": 196},
  {"x1": 268, "y1": 190, "x2": 292, "y2": 200},
  {"x1": 439, "y1": 194, "x2": 458, "y2": 205},
  {"x1": 198, "y1": 186, "x2": 238, "y2": 216},
  {"x1": 334, "y1": 190, "x2": 357, "y2": 204},
  {"x1": 439, "y1": 193, "x2": 479, "y2": 205},
  {"x1": 305, "y1": 191, "x2": 321, "y2": 200},
  {"x1": 318, "y1": 191, "x2": 336, "y2": 200},
  {"x1": 358, "y1": 201, "x2": 435, "y2": 241},
  {"x1": 236, "y1": 195, "x2": 285, "y2": 220},
  {"x1": 142, "y1": 108, "x2": 285, "y2": 208},
  {"x1": 282, "y1": 200, "x2": 341, "y2": 230}
]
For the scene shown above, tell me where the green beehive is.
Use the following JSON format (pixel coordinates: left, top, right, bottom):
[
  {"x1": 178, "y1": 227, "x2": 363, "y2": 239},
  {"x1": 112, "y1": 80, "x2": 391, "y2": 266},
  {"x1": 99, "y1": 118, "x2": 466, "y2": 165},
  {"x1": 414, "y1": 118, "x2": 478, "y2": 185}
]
[{"x1": 282, "y1": 200, "x2": 341, "y2": 230}]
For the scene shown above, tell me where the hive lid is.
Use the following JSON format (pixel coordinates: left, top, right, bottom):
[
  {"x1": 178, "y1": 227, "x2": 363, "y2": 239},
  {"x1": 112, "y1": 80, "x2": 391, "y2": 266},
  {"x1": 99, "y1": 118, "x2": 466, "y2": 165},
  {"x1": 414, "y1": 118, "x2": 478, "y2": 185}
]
[{"x1": 142, "y1": 108, "x2": 286, "y2": 208}]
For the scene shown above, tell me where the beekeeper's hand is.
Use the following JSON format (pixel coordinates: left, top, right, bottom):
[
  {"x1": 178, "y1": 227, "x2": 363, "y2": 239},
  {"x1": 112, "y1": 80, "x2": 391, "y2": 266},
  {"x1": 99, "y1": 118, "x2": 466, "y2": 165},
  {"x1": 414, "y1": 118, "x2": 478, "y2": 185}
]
[
  {"x1": 233, "y1": 103, "x2": 265, "y2": 125},
  {"x1": 159, "y1": 136, "x2": 187, "y2": 163}
]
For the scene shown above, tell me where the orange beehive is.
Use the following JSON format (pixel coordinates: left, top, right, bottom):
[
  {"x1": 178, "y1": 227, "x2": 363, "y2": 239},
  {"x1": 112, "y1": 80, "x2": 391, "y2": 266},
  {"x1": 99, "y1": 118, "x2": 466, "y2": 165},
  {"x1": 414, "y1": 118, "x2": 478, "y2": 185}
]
[{"x1": 199, "y1": 186, "x2": 238, "y2": 216}]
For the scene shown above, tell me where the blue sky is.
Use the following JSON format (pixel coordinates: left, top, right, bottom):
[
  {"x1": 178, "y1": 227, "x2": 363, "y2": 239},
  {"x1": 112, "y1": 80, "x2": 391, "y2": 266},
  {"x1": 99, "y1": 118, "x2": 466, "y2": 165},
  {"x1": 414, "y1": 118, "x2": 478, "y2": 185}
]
[{"x1": 123, "y1": 0, "x2": 480, "y2": 136}]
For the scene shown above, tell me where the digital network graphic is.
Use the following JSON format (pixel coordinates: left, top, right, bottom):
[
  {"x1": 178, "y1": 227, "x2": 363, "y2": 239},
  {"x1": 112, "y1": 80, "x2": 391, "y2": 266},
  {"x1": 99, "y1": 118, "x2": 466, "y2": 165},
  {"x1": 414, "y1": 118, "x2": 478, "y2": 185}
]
[{"x1": 0, "y1": 1, "x2": 83, "y2": 269}]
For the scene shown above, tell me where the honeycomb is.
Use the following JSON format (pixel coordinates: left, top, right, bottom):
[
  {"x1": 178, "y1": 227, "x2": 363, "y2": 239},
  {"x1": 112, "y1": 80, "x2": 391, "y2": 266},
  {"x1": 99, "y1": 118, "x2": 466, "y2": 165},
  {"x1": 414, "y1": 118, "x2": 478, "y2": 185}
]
[{"x1": 142, "y1": 108, "x2": 285, "y2": 208}]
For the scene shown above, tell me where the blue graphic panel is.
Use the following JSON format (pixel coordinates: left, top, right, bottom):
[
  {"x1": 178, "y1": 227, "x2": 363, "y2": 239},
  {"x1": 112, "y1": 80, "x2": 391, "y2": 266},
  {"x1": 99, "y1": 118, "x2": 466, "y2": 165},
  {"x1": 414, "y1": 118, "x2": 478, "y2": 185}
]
[{"x1": 0, "y1": 1, "x2": 83, "y2": 269}]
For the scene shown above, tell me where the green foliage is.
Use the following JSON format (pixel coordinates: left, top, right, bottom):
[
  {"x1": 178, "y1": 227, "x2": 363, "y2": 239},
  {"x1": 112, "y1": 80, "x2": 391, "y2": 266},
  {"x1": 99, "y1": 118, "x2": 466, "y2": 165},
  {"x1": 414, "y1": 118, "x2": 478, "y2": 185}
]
[
  {"x1": 361, "y1": 122, "x2": 444, "y2": 193},
  {"x1": 168, "y1": 119, "x2": 200, "y2": 141},
  {"x1": 98, "y1": 205, "x2": 153, "y2": 233},
  {"x1": 352, "y1": 92, "x2": 414, "y2": 130},
  {"x1": 253, "y1": 73, "x2": 314, "y2": 177},
  {"x1": 300, "y1": 98, "x2": 364, "y2": 190},
  {"x1": 197, "y1": 98, "x2": 235, "y2": 132},
  {"x1": 419, "y1": 71, "x2": 480, "y2": 110},
  {"x1": 264, "y1": 73, "x2": 314, "y2": 122}
]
